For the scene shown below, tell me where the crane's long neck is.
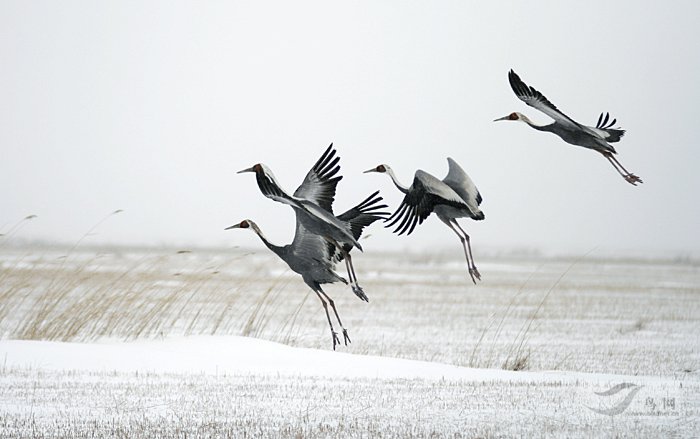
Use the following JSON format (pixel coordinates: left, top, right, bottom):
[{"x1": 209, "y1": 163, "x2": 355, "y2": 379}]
[
  {"x1": 520, "y1": 114, "x2": 552, "y2": 132},
  {"x1": 249, "y1": 222, "x2": 284, "y2": 257},
  {"x1": 386, "y1": 168, "x2": 409, "y2": 194}
]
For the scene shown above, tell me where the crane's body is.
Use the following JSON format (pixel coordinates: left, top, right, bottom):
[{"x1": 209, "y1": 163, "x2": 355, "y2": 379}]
[
  {"x1": 496, "y1": 69, "x2": 642, "y2": 185},
  {"x1": 528, "y1": 119, "x2": 616, "y2": 153},
  {"x1": 233, "y1": 220, "x2": 345, "y2": 287},
  {"x1": 365, "y1": 158, "x2": 484, "y2": 284}
]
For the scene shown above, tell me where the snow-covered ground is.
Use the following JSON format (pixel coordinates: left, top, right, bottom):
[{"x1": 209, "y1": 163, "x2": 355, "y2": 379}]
[
  {"x1": 1, "y1": 336, "x2": 698, "y2": 438},
  {"x1": 0, "y1": 247, "x2": 698, "y2": 437}
]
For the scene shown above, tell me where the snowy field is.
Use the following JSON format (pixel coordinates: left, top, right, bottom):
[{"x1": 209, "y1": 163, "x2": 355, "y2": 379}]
[{"x1": 0, "y1": 246, "x2": 698, "y2": 437}]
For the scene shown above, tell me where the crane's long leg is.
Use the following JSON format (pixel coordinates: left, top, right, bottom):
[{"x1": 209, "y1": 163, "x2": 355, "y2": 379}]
[
  {"x1": 609, "y1": 154, "x2": 643, "y2": 185},
  {"x1": 318, "y1": 289, "x2": 351, "y2": 346},
  {"x1": 313, "y1": 289, "x2": 340, "y2": 350},
  {"x1": 601, "y1": 152, "x2": 643, "y2": 185},
  {"x1": 441, "y1": 218, "x2": 480, "y2": 284},
  {"x1": 341, "y1": 249, "x2": 369, "y2": 302},
  {"x1": 452, "y1": 220, "x2": 481, "y2": 282},
  {"x1": 326, "y1": 237, "x2": 369, "y2": 302}
]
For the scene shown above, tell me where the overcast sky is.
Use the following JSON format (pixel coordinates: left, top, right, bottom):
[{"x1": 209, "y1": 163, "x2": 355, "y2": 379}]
[{"x1": 2, "y1": 1, "x2": 699, "y2": 257}]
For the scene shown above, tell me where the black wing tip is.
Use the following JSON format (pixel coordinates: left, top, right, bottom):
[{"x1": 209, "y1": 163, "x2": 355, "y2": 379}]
[
  {"x1": 324, "y1": 142, "x2": 334, "y2": 155},
  {"x1": 596, "y1": 111, "x2": 623, "y2": 130},
  {"x1": 315, "y1": 149, "x2": 339, "y2": 174},
  {"x1": 508, "y1": 69, "x2": 532, "y2": 98},
  {"x1": 508, "y1": 69, "x2": 523, "y2": 84},
  {"x1": 354, "y1": 190, "x2": 383, "y2": 211}
]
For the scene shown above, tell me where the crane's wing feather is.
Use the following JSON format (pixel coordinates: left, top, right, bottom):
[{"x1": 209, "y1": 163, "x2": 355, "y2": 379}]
[
  {"x1": 290, "y1": 210, "x2": 333, "y2": 265},
  {"x1": 255, "y1": 168, "x2": 303, "y2": 209},
  {"x1": 385, "y1": 171, "x2": 467, "y2": 236},
  {"x1": 443, "y1": 157, "x2": 483, "y2": 209},
  {"x1": 586, "y1": 112, "x2": 625, "y2": 143},
  {"x1": 509, "y1": 70, "x2": 579, "y2": 129},
  {"x1": 330, "y1": 191, "x2": 389, "y2": 263},
  {"x1": 293, "y1": 143, "x2": 342, "y2": 213}
]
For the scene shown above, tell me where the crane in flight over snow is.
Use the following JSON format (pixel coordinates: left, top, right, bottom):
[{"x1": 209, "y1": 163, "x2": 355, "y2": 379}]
[
  {"x1": 233, "y1": 144, "x2": 388, "y2": 349},
  {"x1": 238, "y1": 144, "x2": 377, "y2": 298},
  {"x1": 226, "y1": 191, "x2": 386, "y2": 350},
  {"x1": 364, "y1": 158, "x2": 484, "y2": 284},
  {"x1": 495, "y1": 69, "x2": 642, "y2": 186}
]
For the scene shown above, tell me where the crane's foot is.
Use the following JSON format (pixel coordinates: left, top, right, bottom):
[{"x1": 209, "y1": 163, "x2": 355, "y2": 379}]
[
  {"x1": 468, "y1": 266, "x2": 481, "y2": 284},
  {"x1": 624, "y1": 174, "x2": 643, "y2": 186},
  {"x1": 351, "y1": 284, "x2": 369, "y2": 302},
  {"x1": 331, "y1": 330, "x2": 341, "y2": 351},
  {"x1": 342, "y1": 328, "x2": 351, "y2": 345}
]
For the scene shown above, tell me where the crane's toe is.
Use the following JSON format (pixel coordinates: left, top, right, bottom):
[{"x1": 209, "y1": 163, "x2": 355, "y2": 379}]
[
  {"x1": 469, "y1": 267, "x2": 482, "y2": 284},
  {"x1": 352, "y1": 285, "x2": 369, "y2": 302},
  {"x1": 625, "y1": 174, "x2": 643, "y2": 185},
  {"x1": 342, "y1": 329, "x2": 351, "y2": 345},
  {"x1": 331, "y1": 331, "x2": 341, "y2": 351}
]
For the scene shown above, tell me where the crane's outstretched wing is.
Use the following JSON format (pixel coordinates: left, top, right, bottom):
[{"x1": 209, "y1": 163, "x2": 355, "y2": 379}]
[
  {"x1": 509, "y1": 69, "x2": 579, "y2": 129},
  {"x1": 293, "y1": 143, "x2": 342, "y2": 213},
  {"x1": 442, "y1": 157, "x2": 483, "y2": 217},
  {"x1": 386, "y1": 171, "x2": 468, "y2": 236},
  {"x1": 330, "y1": 191, "x2": 389, "y2": 263},
  {"x1": 583, "y1": 112, "x2": 626, "y2": 143}
]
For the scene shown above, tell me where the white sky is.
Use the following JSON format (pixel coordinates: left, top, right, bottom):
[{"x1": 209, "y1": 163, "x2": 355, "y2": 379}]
[{"x1": 2, "y1": 1, "x2": 699, "y2": 257}]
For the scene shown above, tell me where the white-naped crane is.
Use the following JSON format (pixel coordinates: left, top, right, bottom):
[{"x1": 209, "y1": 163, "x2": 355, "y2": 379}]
[
  {"x1": 238, "y1": 143, "x2": 383, "y2": 301},
  {"x1": 364, "y1": 158, "x2": 484, "y2": 284},
  {"x1": 495, "y1": 69, "x2": 642, "y2": 186},
  {"x1": 226, "y1": 191, "x2": 387, "y2": 350}
]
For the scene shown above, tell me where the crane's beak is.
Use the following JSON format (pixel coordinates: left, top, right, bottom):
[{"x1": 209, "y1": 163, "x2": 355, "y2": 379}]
[
  {"x1": 493, "y1": 115, "x2": 510, "y2": 122},
  {"x1": 237, "y1": 166, "x2": 257, "y2": 174},
  {"x1": 224, "y1": 224, "x2": 241, "y2": 230},
  {"x1": 363, "y1": 168, "x2": 377, "y2": 174}
]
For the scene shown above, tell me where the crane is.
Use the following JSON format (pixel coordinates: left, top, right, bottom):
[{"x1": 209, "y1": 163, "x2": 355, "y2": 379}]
[
  {"x1": 495, "y1": 69, "x2": 642, "y2": 186},
  {"x1": 238, "y1": 143, "x2": 380, "y2": 300},
  {"x1": 225, "y1": 191, "x2": 387, "y2": 350},
  {"x1": 364, "y1": 158, "x2": 484, "y2": 284}
]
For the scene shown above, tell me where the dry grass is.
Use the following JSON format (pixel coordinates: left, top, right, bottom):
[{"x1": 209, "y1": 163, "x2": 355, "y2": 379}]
[
  {"x1": 0, "y1": 247, "x2": 294, "y2": 343},
  {"x1": 1, "y1": 241, "x2": 699, "y2": 375}
]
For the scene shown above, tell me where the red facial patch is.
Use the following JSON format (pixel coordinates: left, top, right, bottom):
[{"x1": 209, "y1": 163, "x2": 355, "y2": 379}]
[
  {"x1": 509, "y1": 112, "x2": 519, "y2": 120},
  {"x1": 377, "y1": 164, "x2": 386, "y2": 172},
  {"x1": 240, "y1": 220, "x2": 250, "y2": 228},
  {"x1": 253, "y1": 164, "x2": 263, "y2": 173}
]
